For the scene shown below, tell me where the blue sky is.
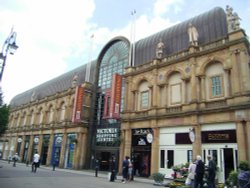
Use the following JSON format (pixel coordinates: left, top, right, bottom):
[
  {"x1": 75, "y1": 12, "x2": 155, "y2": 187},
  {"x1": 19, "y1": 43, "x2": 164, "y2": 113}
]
[{"x1": 0, "y1": 0, "x2": 249, "y2": 104}]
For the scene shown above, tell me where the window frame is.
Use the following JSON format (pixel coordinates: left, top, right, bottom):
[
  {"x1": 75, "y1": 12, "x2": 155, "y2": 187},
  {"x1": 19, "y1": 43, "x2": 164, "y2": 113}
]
[
  {"x1": 140, "y1": 90, "x2": 149, "y2": 109},
  {"x1": 210, "y1": 74, "x2": 224, "y2": 98}
]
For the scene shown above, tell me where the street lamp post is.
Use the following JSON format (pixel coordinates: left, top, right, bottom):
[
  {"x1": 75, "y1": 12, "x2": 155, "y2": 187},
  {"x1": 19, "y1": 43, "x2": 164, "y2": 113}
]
[{"x1": 0, "y1": 28, "x2": 19, "y2": 83}]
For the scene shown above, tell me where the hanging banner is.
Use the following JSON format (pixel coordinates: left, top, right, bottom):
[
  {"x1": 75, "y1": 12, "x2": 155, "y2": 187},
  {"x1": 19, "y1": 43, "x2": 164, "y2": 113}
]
[
  {"x1": 110, "y1": 74, "x2": 122, "y2": 119},
  {"x1": 72, "y1": 86, "x2": 84, "y2": 123}
]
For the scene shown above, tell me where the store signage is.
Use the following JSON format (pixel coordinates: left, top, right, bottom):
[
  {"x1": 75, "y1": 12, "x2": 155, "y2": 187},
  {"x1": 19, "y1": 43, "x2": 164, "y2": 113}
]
[
  {"x1": 146, "y1": 133, "x2": 153, "y2": 143},
  {"x1": 138, "y1": 138, "x2": 146, "y2": 145},
  {"x1": 96, "y1": 128, "x2": 118, "y2": 142},
  {"x1": 34, "y1": 137, "x2": 39, "y2": 144},
  {"x1": 133, "y1": 128, "x2": 152, "y2": 136},
  {"x1": 17, "y1": 138, "x2": 23, "y2": 143},
  {"x1": 202, "y1": 130, "x2": 236, "y2": 143},
  {"x1": 72, "y1": 86, "x2": 84, "y2": 123},
  {"x1": 189, "y1": 128, "x2": 195, "y2": 143},
  {"x1": 132, "y1": 128, "x2": 153, "y2": 146},
  {"x1": 56, "y1": 137, "x2": 62, "y2": 144}
]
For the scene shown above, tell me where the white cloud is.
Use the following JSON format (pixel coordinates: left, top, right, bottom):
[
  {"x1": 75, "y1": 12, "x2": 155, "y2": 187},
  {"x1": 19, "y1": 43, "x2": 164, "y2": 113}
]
[
  {"x1": 153, "y1": 0, "x2": 184, "y2": 16},
  {"x1": 0, "y1": 0, "x2": 183, "y2": 104},
  {"x1": 0, "y1": 0, "x2": 96, "y2": 103}
]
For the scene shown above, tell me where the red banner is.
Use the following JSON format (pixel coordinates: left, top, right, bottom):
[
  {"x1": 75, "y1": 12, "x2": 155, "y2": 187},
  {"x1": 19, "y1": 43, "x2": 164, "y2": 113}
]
[
  {"x1": 110, "y1": 74, "x2": 122, "y2": 119},
  {"x1": 72, "y1": 86, "x2": 84, "y2": 123}
]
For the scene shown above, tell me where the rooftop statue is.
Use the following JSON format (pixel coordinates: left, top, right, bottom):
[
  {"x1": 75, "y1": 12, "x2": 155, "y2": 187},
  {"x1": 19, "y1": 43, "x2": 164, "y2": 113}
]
[
  {"x1": 156, "y1": 39, "x2": 165, "y2": 59},
  {"x1": 226, "y1": 5, "x2": 241, "y2": 32},
  {"x1": 187, "y1": 23, "x2": 199, "y2": 46}
]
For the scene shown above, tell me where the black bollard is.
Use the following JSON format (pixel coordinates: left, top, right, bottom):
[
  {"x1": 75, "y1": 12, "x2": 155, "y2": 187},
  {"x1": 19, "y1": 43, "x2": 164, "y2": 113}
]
[
  {"x1": 95, "y1": 160, "x2": 99, "y2": 177},
  {"x1": 52, "y1": 162, "x2": 56, "y2": 171}
]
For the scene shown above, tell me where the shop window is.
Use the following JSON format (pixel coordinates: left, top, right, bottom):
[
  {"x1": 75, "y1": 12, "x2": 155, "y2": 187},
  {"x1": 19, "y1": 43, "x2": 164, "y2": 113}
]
[
  {"x1": 208, "y1": 149, "x2": 218, "y2": 165},
  {"x1": 160, "y1": 150, "x2": 165, "y2": 168},
  {"x1": 187, "y1": 150, "x2": 193, "y2": 163},
  {"x1": 167, "y1": 150, "x2": 174, "y2": 168}
]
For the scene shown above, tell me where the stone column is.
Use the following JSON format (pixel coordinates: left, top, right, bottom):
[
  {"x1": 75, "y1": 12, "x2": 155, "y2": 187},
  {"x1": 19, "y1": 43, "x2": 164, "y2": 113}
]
[
  {"x1": 224, "y1": 69, "x2": 232, "y2": 97},
  {"x1": 46, "y1": 133, "x2": 54, "y2": 166},
  {"x1": 239, "y1": 50, "x2": 250, "y2": 92},
  {"x1": 123, "y1": 79, "x2": 129, "y2": 111},
  {"x1": 19, "y1": 135, "x2": 25, "y2": 162},
  {"x1": 190, "y1": 62, "x2": 198, "y2": 102},
  {"x1": 27, "y1": 135, "x2": 34, "y2": 163},
  {"x1": 151, "y1": 128, "x2": 159, "y2": 174},
  {"x1": 200, "y1": 75, "x2": 206, "y2": 101},
  {"x1": 59, "y1": 132, "x2": 67, "y2": 168},
  {"x1": 79, "y1": 132, "x2": 87, "y2": 169},
  {"x1": 246, "y1": 121, "x2": 250, "y2": 162},
  {"x1": 37, "y1": 135, "x2": 43, "y2": 157},
  {"x1": 231, "y1": 51, "x2": 241, "y2": 94},
  {"x1": 119, "y1": 128, "x2": 132, "y2": 174},
  {"x1": 236, "y1": 121, "x2": 247, "y2": 161},
  {"x1": 134, "y1": 91, "x2": 138, "y2": 111},
  {"x1": 192, "y1": 125, "x2": 202, "y2": 159},
  {"x1": 165, "y1": 84, "x2": 168, "y2": 107}
]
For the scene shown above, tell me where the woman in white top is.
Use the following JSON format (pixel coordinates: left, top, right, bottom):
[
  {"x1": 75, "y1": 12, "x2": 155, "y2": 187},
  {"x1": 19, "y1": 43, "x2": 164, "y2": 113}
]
[{"x1": 188, "y1": 160, "x2": 197, "y2": 188}]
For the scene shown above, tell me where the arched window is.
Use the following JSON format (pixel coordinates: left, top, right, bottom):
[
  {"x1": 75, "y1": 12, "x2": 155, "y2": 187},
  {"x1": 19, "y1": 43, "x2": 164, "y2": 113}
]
[
  {"x1": 205, "y1": 61, "x2": 225, "y2": 100},
  {"x1": 37, "y1": 108, "x2": 43, "y2": 124},
  {"x1": 47, "y1": 105, "x2": 54, "y2": 123},
  {"x1": 59, "y1": 102, "x2": 66, "y2": 121},
  {"x1": 138, "y1": 80, "x2": 150, "y2": 110},
  {"x1": 30, "y1": 110, "x2": 35, "y2": 125},
  {"x1": 16, "y1": 114, "x2": 20, "y2": 127},
  {"x1": 21, "y1": 112, "x2": 27, "y2": 126},
  {"x1": 168, "y1": 72, "x2": 182, "y2": 106}
]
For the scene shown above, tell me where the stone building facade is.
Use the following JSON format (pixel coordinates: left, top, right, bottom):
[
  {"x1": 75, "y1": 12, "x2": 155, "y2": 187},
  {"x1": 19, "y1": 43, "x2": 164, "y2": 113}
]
[
  {"x1": 0, "y1": 5, "x2": 249, "y2": 184},
  {"x1": 120, "y1": 7, "x2": 250, "y2": 183},
  {"x1": 0, "y1": 63, "x2": 96, "y2": 170}
]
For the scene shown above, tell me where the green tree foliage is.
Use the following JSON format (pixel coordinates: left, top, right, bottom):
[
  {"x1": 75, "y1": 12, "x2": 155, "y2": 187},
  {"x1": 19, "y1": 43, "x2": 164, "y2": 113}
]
[{"x1": 0, "y1": 92, "x2": 9, "y2": 136}]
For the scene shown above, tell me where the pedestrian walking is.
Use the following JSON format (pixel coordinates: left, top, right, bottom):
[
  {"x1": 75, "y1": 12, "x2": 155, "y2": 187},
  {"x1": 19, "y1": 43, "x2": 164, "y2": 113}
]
[
  {"x1": 8, "y1": 154, "x2": 12, "y2": 164},
  {"x1": 121, "y1": 156, "x2": 129, "y2": 183},
  {"x1": 187, "y1": 159, "x2": 196, "y2": 188},
  {"x1": 109, "y1": 157, "x2": 116, "y2": 182},
  {"x1": 12, "y1": 153, "x2": 19, "y2": 167},
  {"x1": 206, "y1": 155, "x2": 216, "y2": 188},
  {"x1": 128, "y1": 158, "x2": 133, "y2": 181},
  {"x1": 31, "y1": 151, "x2": 40, "y2": 173},
  {"x1": 194, "y1": 155, "x2": 204, "y2": 188}
]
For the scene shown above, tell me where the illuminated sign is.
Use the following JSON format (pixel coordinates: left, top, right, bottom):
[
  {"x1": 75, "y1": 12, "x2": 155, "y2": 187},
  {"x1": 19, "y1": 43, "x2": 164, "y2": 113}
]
[{"x1": 96, "y1": 128, "x2": 118, "y2": 142}]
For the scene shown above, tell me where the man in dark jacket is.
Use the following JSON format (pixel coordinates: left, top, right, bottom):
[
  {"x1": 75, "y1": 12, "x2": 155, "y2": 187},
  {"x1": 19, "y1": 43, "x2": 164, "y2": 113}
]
[
  {"x1": 207, "y1": 155, "x2": 216, "y2": 188},
  {"x1": 122, "y1": 156, "x2": 129, "y2": 183},
  {"x1": 194, "y1": 155, "x2": 204, "y2": 188}
]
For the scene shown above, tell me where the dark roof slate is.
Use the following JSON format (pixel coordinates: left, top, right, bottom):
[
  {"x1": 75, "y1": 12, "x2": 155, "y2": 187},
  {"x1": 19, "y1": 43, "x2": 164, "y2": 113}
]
[
  {"x1": 10, "y1": 60, "x2": 97, "y2": 107},
  {"x1": 9, "y1": 7, "x2": 228, "y2": 108},
  {"x1": 134, "y1": 7, "x2": 228, "y2": 66}
]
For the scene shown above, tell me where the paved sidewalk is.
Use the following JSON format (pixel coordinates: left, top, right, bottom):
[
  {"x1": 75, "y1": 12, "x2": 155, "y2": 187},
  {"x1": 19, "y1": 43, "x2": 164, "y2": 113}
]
[{"x1": 1, "y1": 159, "x2": 168, "y2": 185}]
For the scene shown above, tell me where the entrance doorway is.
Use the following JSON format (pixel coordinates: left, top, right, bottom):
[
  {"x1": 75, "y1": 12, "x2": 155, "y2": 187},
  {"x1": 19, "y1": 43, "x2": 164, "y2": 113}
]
[
  {"x1": 203, "y1": 146, "x2": 237, "y2": 183},
  {"x1": 223, "y1": 148, "x2": 235, "y2": 180},
  {"x1": 133, "y1": 151, "x2": 150, "y2": 177}
]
